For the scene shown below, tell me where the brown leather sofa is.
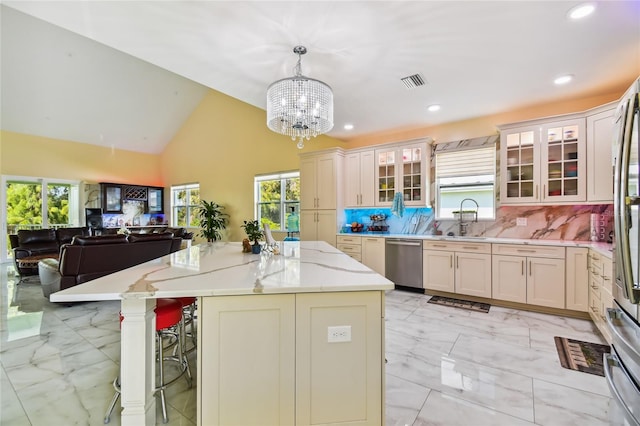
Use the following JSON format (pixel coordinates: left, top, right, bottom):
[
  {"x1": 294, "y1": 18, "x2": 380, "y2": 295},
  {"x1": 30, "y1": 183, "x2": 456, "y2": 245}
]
[
  {"x1": 50, "y1": 232, "x2": 182, "y2": 293},
  {"x1": 9, "y1": 227, "x2": 90, "y2": 277}
]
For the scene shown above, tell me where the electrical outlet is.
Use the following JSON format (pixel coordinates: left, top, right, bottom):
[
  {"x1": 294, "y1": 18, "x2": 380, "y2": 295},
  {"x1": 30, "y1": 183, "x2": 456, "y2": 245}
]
[
  {"x1": 327, "y1": 325, "x2": 351, "y2": 343},
  {"x1": 517, "y1": 217, "x2": 527, "y2": 226}
]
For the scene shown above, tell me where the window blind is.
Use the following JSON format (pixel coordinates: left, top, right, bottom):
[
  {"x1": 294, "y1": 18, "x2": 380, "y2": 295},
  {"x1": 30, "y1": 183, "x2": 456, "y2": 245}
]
[{"x1": 436, "y1": 147, "x2": 496, "y2": 178}]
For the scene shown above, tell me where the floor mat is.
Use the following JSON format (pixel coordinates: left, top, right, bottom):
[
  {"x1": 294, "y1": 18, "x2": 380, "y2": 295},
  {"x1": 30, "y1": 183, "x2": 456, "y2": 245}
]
[
  {"x1": 427, "y1": 295, "x2": 490, "y2": 313},
  {"x1": 554, "y1": 336, "x2": 610, "y2": 377}
]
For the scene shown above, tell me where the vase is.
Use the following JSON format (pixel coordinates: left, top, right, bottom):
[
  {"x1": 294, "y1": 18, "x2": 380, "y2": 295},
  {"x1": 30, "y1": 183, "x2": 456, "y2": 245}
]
[{"x1": 251, "y1": 244, "x2": 261, "y2": 254}]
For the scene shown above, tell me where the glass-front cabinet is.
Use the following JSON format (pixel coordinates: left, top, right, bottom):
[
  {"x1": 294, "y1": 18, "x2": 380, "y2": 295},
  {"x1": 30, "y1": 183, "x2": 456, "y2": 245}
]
[
  {"x1": 375, "y1": 141, "x2": 428, "y2": 206},
  {"x1": 500, "y1": 118, "x2": 586, "y2": 204},
  {"x1": 540, "y1": 120, "x2": 585, "y2": 202},
  {"x1": 503, "y1": 126, "x2": 540, "y2": 202}
]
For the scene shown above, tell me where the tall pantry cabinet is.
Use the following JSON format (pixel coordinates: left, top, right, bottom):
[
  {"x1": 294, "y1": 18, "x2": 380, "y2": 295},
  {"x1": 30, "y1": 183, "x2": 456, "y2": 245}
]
[{"x1": 299, "y1": 149, "x2": 344, "y2": 247}]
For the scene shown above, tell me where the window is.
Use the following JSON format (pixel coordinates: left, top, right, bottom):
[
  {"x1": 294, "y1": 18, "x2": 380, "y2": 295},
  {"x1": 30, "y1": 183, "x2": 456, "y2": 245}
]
[
  {"x1": 171, "y1": 183, "x2": 200, "y2": 227},
  {"x1": 435, "y1": 147, "x2": 496, "y2": 220},
  {"x1": 255, "y1": 172, "x2": 300, "y2": 231},
  {"x1": 2, "y1": 175, "x2": 80, "y2": 261}
]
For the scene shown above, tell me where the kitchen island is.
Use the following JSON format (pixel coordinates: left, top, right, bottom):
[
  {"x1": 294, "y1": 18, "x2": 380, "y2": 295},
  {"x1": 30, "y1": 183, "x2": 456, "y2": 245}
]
[{"x1": 50, "y1": 241, "x2": 394, "y2": 426}]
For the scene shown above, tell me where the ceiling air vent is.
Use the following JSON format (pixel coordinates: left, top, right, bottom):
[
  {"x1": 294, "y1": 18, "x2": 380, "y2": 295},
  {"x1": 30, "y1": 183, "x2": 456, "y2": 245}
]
[{"x1": 400, "y1": 73, "x2": 427, "y2": 89}]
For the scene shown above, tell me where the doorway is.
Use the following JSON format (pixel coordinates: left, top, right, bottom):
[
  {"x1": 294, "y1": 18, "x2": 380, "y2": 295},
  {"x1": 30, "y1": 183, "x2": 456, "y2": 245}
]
[{"x1": 1, "y1": 176, "x2": 80, "y2": 263}]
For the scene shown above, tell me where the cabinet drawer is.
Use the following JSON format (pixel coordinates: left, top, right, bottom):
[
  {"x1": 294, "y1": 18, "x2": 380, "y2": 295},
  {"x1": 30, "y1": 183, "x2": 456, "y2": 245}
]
[
  {"x1": 345, "y1": 253, "x2": 362, "y2": 262},
  {"x1": 337, "y1": 235, "x2": 362, "y2": 245},
  {"x1": 337, "y1": 244, "x2": 361, "y2": 255},
  {"x1": 492, "y1": 244, "x2": 564, "y2": 259},
  {"x1": 423, "y1": 240, "x2": 490, "y2": 254}
]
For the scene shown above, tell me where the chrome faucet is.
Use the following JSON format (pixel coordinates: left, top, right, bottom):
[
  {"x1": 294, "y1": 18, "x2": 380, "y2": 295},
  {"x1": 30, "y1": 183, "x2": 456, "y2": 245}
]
[{"x1": 458, "y1": 198, "x2": 479, "y2": 236}]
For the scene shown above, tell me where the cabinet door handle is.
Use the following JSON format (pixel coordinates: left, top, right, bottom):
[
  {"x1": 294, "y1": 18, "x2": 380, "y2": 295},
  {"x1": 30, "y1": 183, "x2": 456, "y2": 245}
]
[
  {"x1": 517, "y1": 249, "x2": 536, "y2": 253},
  {"x1": 535, "y1": 185, "x2": 538, "y2": 200},
  {"x1": 529, "y1": 260, "x2": 532, "y2": 276},
  {"x1": 456, "y1": 255, "x2": 459, "y2": 269},
  {"x1": 432, "y1": 244, "x2": 447, "y2": 248},
  {"x1": 462, "y1": 246, "x2": 478, "y2": 250},
  {"x1": 543, "y1": 184, "x2": 546, "y2": 200},
  {"x1": 450, "y1": 255, "x2": 453, "y2": 268},
  {"x1": 521, "y1": 260, "x2": 524, "y2": 276}
]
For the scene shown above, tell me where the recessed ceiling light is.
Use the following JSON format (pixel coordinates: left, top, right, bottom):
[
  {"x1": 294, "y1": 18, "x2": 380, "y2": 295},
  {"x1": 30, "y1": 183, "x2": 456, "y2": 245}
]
[
  {"x1": 568, "y1": 3, "x2": 596, "y2": 20},
  {"x1": 554, "y1": 75, "x2": 574, "y2": 85},
  {"x1": 427, "y1": 104, "x2": 441, "y2": 112},
  {"x1": 344, "y1": 124, "x2": 354, "y2": 131}
]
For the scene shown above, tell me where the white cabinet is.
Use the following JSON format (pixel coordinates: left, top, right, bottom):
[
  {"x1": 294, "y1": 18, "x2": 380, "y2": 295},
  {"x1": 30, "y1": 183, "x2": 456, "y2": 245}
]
[
  {"x1": 375, "y1": 141, "x2": 429, "y2": 207},
  {"x1": 199, "y1": 294, "x2": 296, "y2": 425},
  {"x1": 300, "y1": 150, "x2": 342, "y2": 210},
  {"x1": 300, "y1": 210, "x2": 337, "y2": 247},
  {"x1": 565, "y1": 247, "x2": 589, "y2": 312},
  {"x1": 423, "y1": 240, "x2": 491, "y2": 297},
  {"x1": 586, "y1": 104, "x2": 616, "y2": 202},
  {"x1": 500, "y1": 117, "x2": 586, "y2": 204},
  {"x1": 588, "y1": 250, "x2": 614, "y2": 343},
  {"x1": 423, "y1": 248, "x2": 455, "y2": 292},
  {"x1": 492, "y1": 244, "x2": 565, "y2": 309},
  {"x1": 199, "y1": 291, "x2": 385, "y2": 426},
  {"x1": 337, "y1": 235, "x2": 362, "y2": 261},
  {"x1": 345, "y1": 150, "x2": 375, "y2": 207},
  {"x1": 300, "y1": 149, "x2": 343, "y2": 246},
  {"x1": 361, "y1": 237, "x2": 385, "y2": 276}
]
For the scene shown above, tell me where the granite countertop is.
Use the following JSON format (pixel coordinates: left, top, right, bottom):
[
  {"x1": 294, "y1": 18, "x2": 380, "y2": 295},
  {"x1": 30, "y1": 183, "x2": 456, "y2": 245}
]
[
  {"x1": 49, "y1": 241, "x2": 394, "y2": 303},
  {"x1": 338, "y1": 232, "x2": 614, "y2": 257}
]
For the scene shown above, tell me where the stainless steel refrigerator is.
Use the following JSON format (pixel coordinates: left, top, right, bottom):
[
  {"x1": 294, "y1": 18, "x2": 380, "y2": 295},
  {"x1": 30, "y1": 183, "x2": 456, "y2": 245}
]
[{"x1": 609, "y1": 76, "x2": 640, "y2": 426}]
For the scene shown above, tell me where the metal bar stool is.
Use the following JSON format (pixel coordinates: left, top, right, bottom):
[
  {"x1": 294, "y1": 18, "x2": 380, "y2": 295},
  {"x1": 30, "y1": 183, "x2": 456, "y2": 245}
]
[
  {"x1": 104, "y1": 298, "x2": 192, "y2": 424},
  {"x1": 174, "y1": 297, "x2": 197, "y2": 354}
]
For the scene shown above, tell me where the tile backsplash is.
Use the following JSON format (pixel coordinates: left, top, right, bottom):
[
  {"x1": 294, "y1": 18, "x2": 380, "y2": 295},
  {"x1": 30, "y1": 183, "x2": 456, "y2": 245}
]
[{"x1": 343, "y1": 204, "x2": 613, "y2": 242}]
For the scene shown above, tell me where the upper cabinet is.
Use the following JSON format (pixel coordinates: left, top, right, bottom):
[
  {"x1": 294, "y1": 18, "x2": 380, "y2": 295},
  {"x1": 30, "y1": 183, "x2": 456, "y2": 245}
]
[
  {"x1": 300, "y1": 149, "x2": 343, "y2": 210},
  {"x1": 147, "y1": 186, "x2": 164, "y2": 214},
  {"x1": 100, "y1": 183, "x2": 164, "y2": 214},
  {"x1": 586, "y1": 103, "x2": 616, "y2": 203},
  {"x1": 344, "y1": 150, "x2": 375, "y2": 208},
  {"x1": 500, "y1": 114, "x2": 591, "y2": 205},
  {"x1": 375, "y1": 141, "x2": 429, "y2": 207}
]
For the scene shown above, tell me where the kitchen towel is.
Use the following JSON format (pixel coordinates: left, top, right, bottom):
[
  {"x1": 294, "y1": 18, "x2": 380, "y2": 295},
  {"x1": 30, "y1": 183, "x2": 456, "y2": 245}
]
[{"x1": 391, "y1": 192, "x2": 405, "y2": 218}]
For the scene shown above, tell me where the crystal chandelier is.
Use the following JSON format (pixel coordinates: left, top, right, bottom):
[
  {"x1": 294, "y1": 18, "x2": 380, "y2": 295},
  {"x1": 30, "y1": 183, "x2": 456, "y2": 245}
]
[{"x1": 266, "y1": 46, "x2": 334, "y2": 149}]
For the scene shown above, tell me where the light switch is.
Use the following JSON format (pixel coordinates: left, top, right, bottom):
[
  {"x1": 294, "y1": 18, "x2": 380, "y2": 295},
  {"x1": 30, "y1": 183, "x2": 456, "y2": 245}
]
[{"x1": 516, "y1": 217, "x2": 527, "y2": 226}]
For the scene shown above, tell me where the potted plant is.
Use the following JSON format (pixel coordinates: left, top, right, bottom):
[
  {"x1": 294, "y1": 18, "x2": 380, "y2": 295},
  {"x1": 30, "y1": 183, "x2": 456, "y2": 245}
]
[
  {"x1": 241, "y1": 220, "x2": 263, "y2": 254},
  {"x1": 196, "y1": 200, "x2": 229, "y2": 242}
]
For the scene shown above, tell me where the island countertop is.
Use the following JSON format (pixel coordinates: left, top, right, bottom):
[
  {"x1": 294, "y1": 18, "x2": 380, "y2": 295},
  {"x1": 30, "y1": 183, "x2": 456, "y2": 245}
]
[{"x1": 50, "y1": 241, "x2": 394, "y2": 303}]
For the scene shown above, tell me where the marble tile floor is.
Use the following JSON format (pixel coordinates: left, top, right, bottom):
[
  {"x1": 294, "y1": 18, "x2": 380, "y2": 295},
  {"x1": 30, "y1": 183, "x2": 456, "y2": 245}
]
[{"x1": 1, "y1": 263, "x2": 612, "y2": 425}]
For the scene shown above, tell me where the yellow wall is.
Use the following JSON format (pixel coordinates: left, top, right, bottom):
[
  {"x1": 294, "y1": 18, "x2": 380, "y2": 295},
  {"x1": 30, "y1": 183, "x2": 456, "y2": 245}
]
[
  {"x1": 160, "y1": 89, "x2": 346, "y2": 241},
  {"x1": 0, "y1": 130, "x2": 163, "y2": 185}
]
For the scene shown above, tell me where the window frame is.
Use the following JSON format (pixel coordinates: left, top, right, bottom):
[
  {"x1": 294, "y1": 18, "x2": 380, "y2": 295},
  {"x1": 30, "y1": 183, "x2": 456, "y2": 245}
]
[
  {"x1": 254, "y1": 171, "x2": 300, "y2": 232},
  {"x1": 434, "y1": 146, "x2": 496, "y2": 220},
  {"x1": 170, "y1": 183, "x2": 200, "y2": 228}
]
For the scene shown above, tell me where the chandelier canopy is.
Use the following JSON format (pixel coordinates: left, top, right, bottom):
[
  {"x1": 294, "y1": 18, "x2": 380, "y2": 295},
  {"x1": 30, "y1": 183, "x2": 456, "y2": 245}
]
[{"x1": 266, "y1": 46, "x2": 334, "y2": 149}]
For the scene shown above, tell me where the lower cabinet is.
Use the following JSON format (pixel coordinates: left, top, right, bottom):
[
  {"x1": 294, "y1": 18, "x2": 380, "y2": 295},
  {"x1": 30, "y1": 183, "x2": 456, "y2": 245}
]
[
  {"x1": 300, "y1": 210, "x2": 337, "y2": 247},
  {"x1": 565, "y1": 247, "x2": 589, "y2": 312},
  {"x1": 423, "y1": 241, "x2": 491, "y2": 297},
  {"x1": 492, "y1": 244, "x2": 566, "y2": 309},
  {"x1": 361, "y1": 237, "x2": 386, "y2": 276},
  {"x1": 337, "y1": 235, "x2": 362, "y2": 261},
  {"x1": 198, "y1": 291, "x2": 384, "y2": 425},
  {"x1": 588, "y1": 251, "x2": 614, "y2": 343}
]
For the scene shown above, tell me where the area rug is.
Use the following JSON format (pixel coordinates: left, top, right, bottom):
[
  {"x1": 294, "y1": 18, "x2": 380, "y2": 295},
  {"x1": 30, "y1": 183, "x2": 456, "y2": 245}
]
[
  {"x1": 554, "y1": 336, "x2": 610, "y2": 377},
  {"x1": 427, "y1": 296, "x2": 491, "y2": 313}
]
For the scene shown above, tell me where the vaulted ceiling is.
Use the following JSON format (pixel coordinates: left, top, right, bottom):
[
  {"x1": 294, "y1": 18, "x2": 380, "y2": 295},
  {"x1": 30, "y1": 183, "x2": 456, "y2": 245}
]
[{"x1": 2, "y1": 1, "x2": 639, "y2": 154}]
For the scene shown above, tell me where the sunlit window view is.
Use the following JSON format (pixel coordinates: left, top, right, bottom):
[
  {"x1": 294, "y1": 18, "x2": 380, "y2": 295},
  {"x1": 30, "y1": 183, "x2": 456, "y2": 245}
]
[
  {"x1": 4, "y1": 178, "x2": 79, "y2": 259},
  {"x1": 171, "y1": 183, "x2": 200, "y2": 227},
  {"x1": 255, "y1": 172, "x2": 300, "y2": 231},
  {"x1": 435, "y1": 147, "x2": 496, "y2": 220}
]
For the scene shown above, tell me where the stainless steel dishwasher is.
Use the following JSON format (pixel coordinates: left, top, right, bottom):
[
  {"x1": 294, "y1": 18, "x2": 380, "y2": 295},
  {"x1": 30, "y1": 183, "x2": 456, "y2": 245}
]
[{"x1": 385, "y1": 238, "x2": 423, "y2": 291}]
